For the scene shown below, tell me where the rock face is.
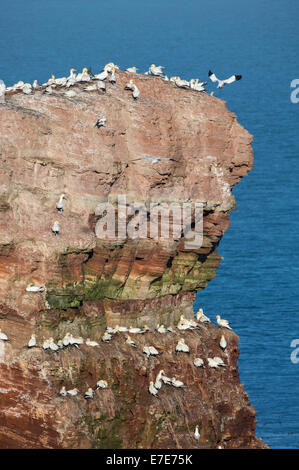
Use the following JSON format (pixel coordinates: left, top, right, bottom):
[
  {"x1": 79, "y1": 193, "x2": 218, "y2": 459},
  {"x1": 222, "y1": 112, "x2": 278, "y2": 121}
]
[{"x1": 0, "y1": 71, "x2": 265, "y2": 448}]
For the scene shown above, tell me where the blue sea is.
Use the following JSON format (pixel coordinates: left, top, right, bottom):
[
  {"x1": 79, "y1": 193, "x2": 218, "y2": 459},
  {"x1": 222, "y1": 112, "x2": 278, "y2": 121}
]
[{"x1": 0, "y1": 0, "x2": 298, "y2": 449}]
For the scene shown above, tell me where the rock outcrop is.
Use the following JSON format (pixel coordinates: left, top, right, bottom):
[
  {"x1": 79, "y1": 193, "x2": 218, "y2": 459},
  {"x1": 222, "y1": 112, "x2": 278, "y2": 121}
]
[{"x1": 0, "y1": 70, "x2": 265, "y2": 448}]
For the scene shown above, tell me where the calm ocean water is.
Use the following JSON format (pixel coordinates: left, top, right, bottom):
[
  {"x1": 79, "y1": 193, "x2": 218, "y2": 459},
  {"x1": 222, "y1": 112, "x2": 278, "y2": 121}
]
[{"x1": 0, "y1": 0, "x2": 298, "y2": 449}]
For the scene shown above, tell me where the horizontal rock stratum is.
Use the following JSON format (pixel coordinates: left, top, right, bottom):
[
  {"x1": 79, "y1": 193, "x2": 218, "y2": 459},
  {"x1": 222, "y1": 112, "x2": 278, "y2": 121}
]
[{"x1": 0, "y1": 70, "x2": 265, "y2": 448}]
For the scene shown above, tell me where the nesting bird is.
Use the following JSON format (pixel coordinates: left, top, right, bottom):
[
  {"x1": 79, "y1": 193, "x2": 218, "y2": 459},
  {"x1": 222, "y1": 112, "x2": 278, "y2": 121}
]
[
  {"x1": 0, "y1": 80, "x2": 6, "y2": 99},
  {"x1": 51, "y1": 221, "x2": 60, "y2": 236},
  {"x1": 126, "y1": 335, "x2": 136, "y2": 347},
  {"x1": 157, "y1": 324, "x2": 167, "y2": 334},
  {"x1": 220, "y1": 335, "x2": 227, "y2": 350},
  {"x1": 149, "y1": 381, "x2": 158, "y2": 396},
  {"x1": 22, "y1": 83, "x2": 32, "y2": 94},
  {"x1": 56, "y1": 194, "x2": 66, "y2": 213},
  {"x1": 149, "y1": 64, "x2": 164, "y2": 76},
  {"x1": 101, "y1": 332, "x2": 112, "y2": 343},
  {"x1": 143, "y1": 345, "x2": 159, "y2": 357},
  {"x1": 194, "y1": 425, "x2": 200, "y2": 442},
  {"x1": 97, "y1": 81, "x2": 106, "y2": 92},
  {"x1": 86, "y1": 338, "x2": 100, "y2": 347},
  {"x1": 216, "y1": 315, "x2": 232, "y2": 330},
  {"x1": 64, "y1": 90, "x2": 77, "y2": 98},
  {"x1": 59, "y1": 386, "x2": 67, "y2": 396},
  {"x1": 95, "y1": 117, "x2": 106, "y2": 128},
  {"x1": 84, "y1": 387, "x2": 94, "y2": 399},
  {"x1": 193, "y1": 357, "x2": 204, "y2": 368},
  {"x1": 175, "y1": 338, "x2": 190, "y2": 353},
  {"x1": 26, "y1": 284, "x2": 44, "y2": 293},
  {"x1": 0, "y1": 329, "x2": 9, "y2": 341},
  {"x1": 171, "y1": 377, "x2": 185, "y2": 388},
  {"x1": 213, "y1": 356, "x2": 226, "y2": 367},
  {"x1": 43, "y1": 86, "x2": 53, "y2": 95},
  {"x1": 109, "y1": 67, "x2": 117, "y2": 84},
  {"x1": 125, "y1": 80, "x2": 134, "y2": 90},
  {"x1": 96, "y1": 380, "x2": 108, "y2": 389},
  {"x1": 196, "y1": 308, "x2": 211, "y2": 323},
  {"x1": 207, "y1": 358, "x2": 219, "y2": 369},
  {"x1": 28, "y1": 334, "x2": 37, "y2": 348},
  {"x1": 126, "y1": 67, "x2": 137, "y2": 73},
  {"x1": 67, "y1": 388, "x2": 79, "y2": 396},
  {"x1": 132, "y1": 84, "x2": 140, "y2": 100}
]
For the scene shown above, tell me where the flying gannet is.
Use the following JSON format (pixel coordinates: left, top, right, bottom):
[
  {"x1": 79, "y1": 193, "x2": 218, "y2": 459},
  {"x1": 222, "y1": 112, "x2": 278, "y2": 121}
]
[
  {"x1": 176, "y1": 338, "x2": 190, "y2": 353},
  {"x1": 101, "y1": 332, "x2": 112, "y2": 343},
  {"x1": 26, "y1": 284, "x2": 44, "y2": 292},
  {"x1": 126, "y1": 335, "x2": 136, "y2": 347},
  {"x1": 149, "y1": 64, "x2": 164, "y2": 76},
  {"x1": 126, "y1": 67, "x2": 138, "y2": 73},
  {"x1": 84, "y1": 387, "x2": 94, "y2": 399},
  {"x1": 149, "y1": 381, "x2": 158, "y2": 396},
  {"x1": 59, "y1": 386, "x2": 67, "y2": 396},
  {"x1": 171, "y1": 377, "x2": 185, "y2": 388},
  {"x1": 194, "y1": 425, "x2": 200, "y2": 441},
  {"x1": 28, "y1": 334, "x2": 37, "y2": 348},
  {"x1": 208, "y1": 70, "x2": 242, "y2": 89},
  {"x1": 220, "y1": 335, "x2": 227, "y2": 350},
  {"x1": 0, "y1": 329, "x2": 9, "y2": 341},
  {"x1": 132, "y1": 84, "x2": 140, "y2": 100},
  {"x1": 52, "y1": 221, "x2": 60, "y2": 236},
  {"x1": 193, "y1": 357, "x2": 204, "y2": 368},
  {"x1": 96, "y1": 380, "x2": 108, "y2": 389},
  {"x1": 95, "y1": 117, "x2": 106, "y2": 128},
  {"x1": 67, "y1": 388, "x2": 79, "y2": 396},
  {"x1": 216, "y1": 315, "x2": 232, "y2": 330},
  {"x1": 56, "y1": 194, "x2": 66, "y2": 212},
  {"x1": 86, "y1": 338, "x2": 100, "y2": 347}
]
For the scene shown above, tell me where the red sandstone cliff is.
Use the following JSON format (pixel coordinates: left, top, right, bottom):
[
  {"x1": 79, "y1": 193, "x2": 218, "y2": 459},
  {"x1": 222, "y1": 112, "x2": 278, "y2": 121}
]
[{"x1": 0, "y1": 70, "x2": 265, "y2": 448}]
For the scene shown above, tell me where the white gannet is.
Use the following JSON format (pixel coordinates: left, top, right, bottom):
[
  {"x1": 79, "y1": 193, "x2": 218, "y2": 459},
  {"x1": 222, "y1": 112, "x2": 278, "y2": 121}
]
[
  {"x1": 174, "y1": 77, "x2": 190, "y2": 89},
  {"x1": 194, "y1": 425, "x2": 200, "y2": 441},
  {"x1": 0, "y1": 80, "x2": 6, "y2": 99},
  {"x1": 163, "y1": 75, "x2": 169, "y2": 81},
  {"x1": 149, "y1": 64, "x2": 164, "y2": 76},
  {"x1": 93, "y1": 70, "x2": 108, "y2": 81},
  {"x1": 213, "y1": 356, "x2": 226, "y2": 367},
  {"x1": 96, "y1": 379, "x2": 108, "y2": 389},
  {"x1": 171, "y1": 377, "x2": 185, "y2": 388},
  {"x1": 207, "y1": 357, "x2": 219, "y2": 369},
  {"x1": 96, "y1": 80, "x2": 106, "y2": 92},
  {"x1": 84, "y1": 387, "x2": 94, "y2": 399},
  {"x1": 117, "y1": 326, "x2": 128, "y2": 333},
  {"x1": 216, "y1": 315, "x2": 232, "y2": 330},
  {"x1": 131, "y1": 156, "x2": 176, "y2": 165},
  {"x1": 176, "y1": 321, "x2": 191, "y2": 331},
  {"x1": 43, "y1": 86, "x2": 53, "y2": 95},
  {"x1": 157, "y1": 324, "x2": 167, "y2": 334},
  {"x1": 52, "y1": 220, "x2": 60, "y2": 236},
  {"x1": 59, "y1": 386, "x2": 67, "y2": 396},
  {"x1": 161, "y1": 374, "x2": 172, "y2": 385},
  {"x1": 192, "y1": 78, "x2": 207, "y2": 92},
  {"x1": 208, "y1": 70, "x2": 242, "y2": 89},
  {"x1": 56, "y1": 194, "x2": 66, "y2": 212},
  {"x1": 0, "y1": 329, "x2": 8, "y2": 341},
  {"x1": 196, "y1": 308, "x2": 210, "y2": 323},
  {"x1": 126, "y1": 67, "x2": 138, "y2": 73},
  {"x1": 142, "y1": 324, "x2": 150, "y2": 333},
  {"x1": 193, "y1": 357, "x2": 204, "y2": 368},
  {"x1": 26, "y1": 284, "x2": 44, "y2": 292},
  {"x1": 45, "y1": 75, "x2": 56, "y2": 86},
  {"x1": 22, "y1": 83, "x2": 32, "y2": 94},
  {"x1": 104, "y1": 62, "x2": 117, "y2": 73},
  {"x1": 67, "y1": 68, "x2": 77, "y2": 81},
  {"x1": 128, "y1": 326, "x2": 143, "y2": 334},
  {"x1": 149, "y1": 381, "x2": 158, "y2": 396},
  {"x1": 42, "y1": 339, "x2": 50, "y2": 350},
  {"x1": 132, "y1": 84, "x2": 140, "y2": 100},
  {"x1": 62, "y1": 332, "x2": 71, "y2": 347},
  {"x1": 167, "y1": 326, "x2": 175, "y2": 332},
  {"x1": 106, "y1": 326, "x2": 118, "y2": 334},
  {"x1": 49, "y1": 338, "x2": 59, "y2": 351},
  {"x1": 175, "y1": 338, "x2": 190, "y2": 353},
  {"x1": 84, "y1": 84, "x2": 97, "y2": 92},
  {"x1": 55, "y1": 77, "x2": 67, "y2": 87},
  {"x1": 109, "y1": 67, "x2": 117, "y2": 84},
  {"x1": 72, "y1": 336, "x2": 84, "y2": 346},
  {"x1": 86, "y1": 338, "x2": 100, "y2": 347},
  {"x1": 66, "y1": 76, "x2": 76, "y2": 87},
  {"x1": 220, "y1": 335, "x2": 227, "y2": 350},
  {"x1": 67, "y1": 388, "x2": 79, "y2": 396},
  {"x1": 101, "y1": 332, "x2": 112, "y2": 343},
  {"x1": 95, "y1": 117, "x2": 106, "y2": 128},
  {"x1": 125, "y1": 79, "x2": 134, "y2": 90},
  {"x1": 57, "y1": 340, "x2": 64, "y2": 349},
  {"x1": 64, "y1": 90, "x2": 77, "y2": 98},
  {"x1": 28, "y1": 334, "x2": 37, "y2": 348},
  {"x1": 76, "y1": 68, "x2": 90, "y2": 82},
  {"x1": 126, "y1": 335, "x2": 136, "y2": 347},
  {"x1": 144, "y1": 345, "x2": 159, "y2": 357},
  {"x1": 154, "y1": 372, "x2": 163, "y2": 390}
]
